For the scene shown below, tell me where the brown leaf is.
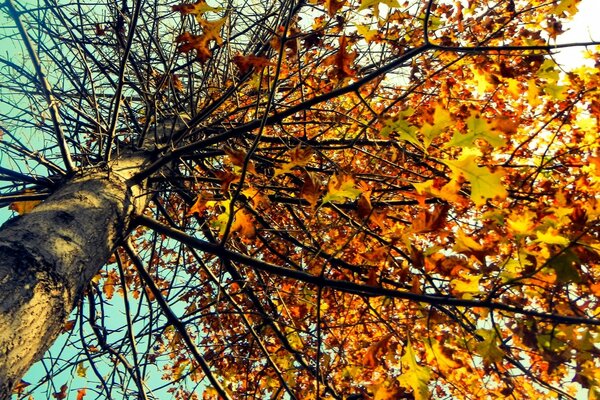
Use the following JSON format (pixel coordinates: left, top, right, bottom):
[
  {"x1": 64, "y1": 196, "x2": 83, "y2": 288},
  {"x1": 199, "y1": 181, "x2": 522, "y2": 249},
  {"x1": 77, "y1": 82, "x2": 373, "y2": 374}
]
[
  {"x1": 324, "y1": 35, "x2": 357, "y2": 79},
  {"x1": 363, "y1": 333, "x2": 394, "y2": 368},
  {"x1": 232, "y1": 54, "x2": 274, "y2": 75},
  {"x1": 300, "y1": 172, "x2": 321, "y2": 208},
  {"x1": 53, "y1": 384, "x2": 68, "y2": 399}
]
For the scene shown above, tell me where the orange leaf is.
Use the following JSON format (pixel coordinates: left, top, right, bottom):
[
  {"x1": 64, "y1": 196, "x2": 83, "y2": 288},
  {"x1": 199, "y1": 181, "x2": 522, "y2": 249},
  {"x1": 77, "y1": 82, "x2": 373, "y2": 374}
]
[
  {"x1": 362, "y1": 333, "x2": 394, "y2": 368},
  {"x1": 76, "y1": 388, "x2": 87, "y2": 400},
  {"x1": 231, "y1": 209, "x2": 256, "y2": 238},
  {"x1": 357, "y1": 191, "x2": 373, "y2": 219},
  {"x1": 232, "y1": 54, "x2": 274, "y2": 75},
  {"x1": 326, "y1": 0, "x2": 346, "y2": 16},
  {"x1": 62, "y1": 319, "x2": 76, "y2": 333},
  {"x1": 9, "y1": 189, "x2": 42, "y2": 215},
  {"x1": 103, "y1": 271, "x2": 116, "y2": 299},
  {"x1": 324, "y1": 35, "x2": 356, "y2": 79},
  {"x1": 224, "y1": 147, "x2": 257, "y2": 174},
  {"x1": 300, "y1": 172, "x2": 321, "y2": 208},
  {"x1": 12, "y1": 380, "x2": 30, "y2": 395}
]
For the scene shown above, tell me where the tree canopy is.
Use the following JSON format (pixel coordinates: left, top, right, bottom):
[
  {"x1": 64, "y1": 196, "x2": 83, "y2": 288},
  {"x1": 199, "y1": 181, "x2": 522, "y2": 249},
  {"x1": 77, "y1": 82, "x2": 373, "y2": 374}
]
[{"x1": 1, "y1": 0, "x2": 599, "y2": 398}]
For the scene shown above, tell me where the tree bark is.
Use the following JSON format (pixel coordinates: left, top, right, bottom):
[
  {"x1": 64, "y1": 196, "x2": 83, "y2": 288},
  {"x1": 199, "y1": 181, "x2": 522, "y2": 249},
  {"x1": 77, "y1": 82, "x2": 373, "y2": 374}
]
[{"x1": 0, "y1": 152, "x2": 150, "y2": 397}]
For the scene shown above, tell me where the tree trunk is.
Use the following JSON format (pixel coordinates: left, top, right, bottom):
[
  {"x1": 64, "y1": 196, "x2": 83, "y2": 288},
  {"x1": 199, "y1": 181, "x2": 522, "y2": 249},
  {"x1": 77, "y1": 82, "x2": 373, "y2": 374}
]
[{"x1": 0, "y1": 152, "x2": 150, "y2": 397}]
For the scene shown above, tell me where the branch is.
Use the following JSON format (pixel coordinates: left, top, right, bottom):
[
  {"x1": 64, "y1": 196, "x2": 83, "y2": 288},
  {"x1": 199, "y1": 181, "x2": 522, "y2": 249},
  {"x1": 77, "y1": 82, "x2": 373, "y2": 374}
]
[
  {"x1": 4, "y1": 0, "x2": 75, "y2": 173},
  {"x1": 137, "y1": 215, "x2": 600, "y2": 327}
]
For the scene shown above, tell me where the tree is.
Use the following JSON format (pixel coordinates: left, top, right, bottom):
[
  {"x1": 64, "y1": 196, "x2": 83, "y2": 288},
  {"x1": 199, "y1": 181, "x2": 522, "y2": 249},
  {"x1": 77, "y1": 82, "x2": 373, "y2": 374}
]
[{"x1": 0, "y1": 0, "x2": 599, "y2": 398}]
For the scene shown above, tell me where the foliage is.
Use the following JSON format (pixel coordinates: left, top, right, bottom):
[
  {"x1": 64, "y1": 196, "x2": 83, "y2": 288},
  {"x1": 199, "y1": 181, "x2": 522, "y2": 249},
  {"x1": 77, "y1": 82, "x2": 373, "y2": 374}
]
[{"x1": 1, "y1": 0, "x2": 599, "y2": 399}]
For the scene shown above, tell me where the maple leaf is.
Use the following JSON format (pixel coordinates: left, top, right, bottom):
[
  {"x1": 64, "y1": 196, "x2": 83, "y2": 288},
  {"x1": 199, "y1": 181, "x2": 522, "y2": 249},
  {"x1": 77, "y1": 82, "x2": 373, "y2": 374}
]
[
  {"x1": 172, "y1": 0, "x2": 223, "y2": 23},
  {"x1": 358, "y1": 0, "x2": 400, "y2": 18},
  {"x1": 445, "y1": 112, "x2": 506, "y2": 149},
  {"x1": 9, "y1": 189, "x2": 42, "y2": 215},
  {"x1": 363, "y1": 333, "x2": 393, "y2": 368},
  {"x1": 397, "y1": 339, "x2": 431, "y2": 400},
  {"x1": 356, "y1": 23, "x2": 378, "y2": 42},
  {"x1": 175, "y1": 17, "x2": 226, "y2": 63},
  {"x1": 324, "y1": 35, "x2": 357, "y2": 79},
  {"x1": 300, "y1": 172, "x2": 321, "y2": 208},
  {"x1": 76, "y1": 389, "x2": 86, "y2": 400},
  {"x1": 52, "y1": 384, "x2": 68, "y2": 399},
  {"x1": 322, "y1": 174, "x2": 361, "y2": 204},
  {"x1": 425, "y1": 339, "x2": 459, "y2": 374},
  {"x1": 420, "y1": 103, "x2": 453, "y2": 149},
  {"x1": 474, "y1": 329, "x2": 503, "y2": 365},
  {"x1": 441, "y1": 149, "x2": 507, "y2": 206},
  {"x1": 230, "y1": 209, "x2": 256, "y2": 238},
  {"x1": 224, "y1": 146, "x2": 257, "y2": 175},
  {"x1": 232, "y1": 54, "x2": 274, "y2": 75},
  {"x1": 274, "y1": 145, "x2": 314, "y2": 176},
  {"x1": 325, "y1": 0, "x2": 346, "y2": 16}
]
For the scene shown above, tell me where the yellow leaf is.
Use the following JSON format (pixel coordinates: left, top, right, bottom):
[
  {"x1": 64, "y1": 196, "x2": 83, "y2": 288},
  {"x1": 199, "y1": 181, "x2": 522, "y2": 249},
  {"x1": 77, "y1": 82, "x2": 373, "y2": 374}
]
[
  {"x1": 322, "y1": 174, "x2": 361, "y2": 204},
  {"x1": 536, "y1": 227, "x2": 570, "y2": 246},
  {"x1": 445, "y1": 112, "x2": 506, "y2": 149},
  {"x1": 453, "y1": 229, "x2": 483, "y2": 253},
  {"x1": 358, "y1": 0, "x2": 400, "y2": 18},
  {"x1": 441, "y1": 149, "x2": 507, "y2": 206},
  {"x1": 421, "y1": 103, "x2": 453, "y2": 149},
  {"x1": 356, "y1": 24, "x2": 378, "y2": 42},
  {"x1": 451, "y1": 272, "x2": 480, "y2": 298},
  {"x1": 425, "y1": 339, "x2": 459, "y2": 374},
  {"x1": 397, "y1": 339, "x2": 431, "y2": 400},
  {"x1": 76, "y1": 362, "x2": 87, "y2": 378},
  {"x1": 474, "y1": 329, "x2": 503, "y2": 365}
]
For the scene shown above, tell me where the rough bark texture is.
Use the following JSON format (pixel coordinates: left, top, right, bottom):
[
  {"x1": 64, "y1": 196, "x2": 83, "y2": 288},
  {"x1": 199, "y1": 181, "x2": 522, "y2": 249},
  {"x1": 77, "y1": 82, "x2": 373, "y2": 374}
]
[{"x1": 0, "y1": 152, "x2": 150, "y2": 397}]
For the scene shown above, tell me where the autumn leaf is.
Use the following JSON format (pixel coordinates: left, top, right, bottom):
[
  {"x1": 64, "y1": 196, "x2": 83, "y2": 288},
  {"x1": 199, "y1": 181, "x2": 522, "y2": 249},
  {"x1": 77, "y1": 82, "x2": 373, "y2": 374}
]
[
  {"x1": 441, "y1": 149, "x2": 507, "y2": 206},
  {"x1": 358, "y1": 0, "x2": 400, "y2": 18},
  {"x1": 322, "y1": 174, "x2": 361, "y2": 204},
  {"x1": 397, "y1": 339, "x2": 431, "y2": 400},
  {"x1": 52, "y1": 384, "x2": 68, "y2": 399},
  {"x1": 363, "y1": 333, "x2": 393, "y2": 368},
  {"x1": 232, "y1": 54, "x2": 274, "y2": 75},
  {"x1": 175, "y1": 17, "x2": 226, "y2": 63},
  {"x1": 103, "y1": 271, "x2": 116, "y2": 299},
  {"x1": 445, "y1": 112, "x2": 506, "y2": 149},
  {"x1": 9, "y1": 189, "x2": 42, "y2": 215},
  {"x1": 420, "y1": 103, "x2": 453, "y2": 149},
  {"x1": 300, "y1": 172, "x2": 321, "y2": 208},
  {"x1": 355, "y1": 24, "x2": 378, "y2": 42},
  {"x1": 425, "y1": 339, "x2": 459, "y2": 374},
  {"x1": 172, "y1": 0, "x2": 223, "y2": 23},
  {"x1": 325, "y1": 0, "x2": 346, "y2": 16},
  {"x1": 274, "y1": 145, "x2": 314, "y2": 176},
  {"x1": 224, "y1": 146, "x2": 257, "y2": 175},
  {"x1": 76, "y1": 362, "x2": 87, "y2": 378},
  {"x1": 62, "y1": 319, "x2": 76, "y2": 333},
  {"x1": 76, "y1": 388, "x2": 86, "y2": 400},
  {"x1": 474, "y1": 329, "x2": 503, "y2": 365},
  {"x1": 230, "y1": 209, "x2": 256, "y2": 238},
  {"x1": 324, "y1": 35, "x2": 357, "y2": 79}
]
